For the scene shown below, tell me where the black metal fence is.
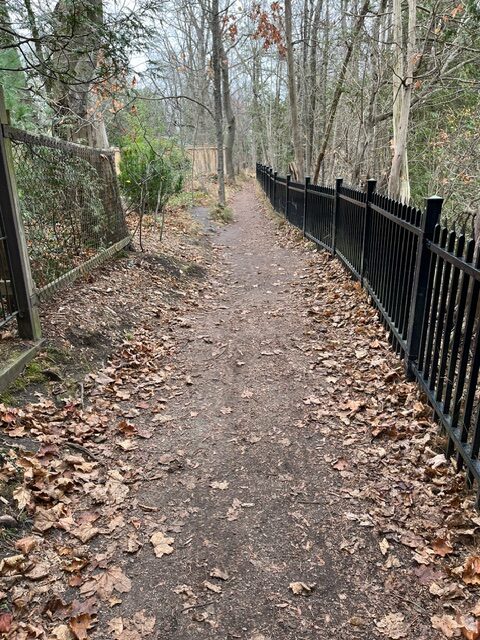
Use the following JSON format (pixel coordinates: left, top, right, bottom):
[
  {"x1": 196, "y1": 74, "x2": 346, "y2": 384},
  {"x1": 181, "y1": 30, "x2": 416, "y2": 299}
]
[
  {"x1": 0, "y1": 214, "x2": 17, "y2": 329},
  {"x1": 257, "y1": 163, "x2": 480, "y2": 499}
]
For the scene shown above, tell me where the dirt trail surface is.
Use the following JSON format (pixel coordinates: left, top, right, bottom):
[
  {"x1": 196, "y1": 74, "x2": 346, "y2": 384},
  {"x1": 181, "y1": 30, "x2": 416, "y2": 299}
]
[{"x1": 2, "y1": 183, "x2": 480, "y2": 640}]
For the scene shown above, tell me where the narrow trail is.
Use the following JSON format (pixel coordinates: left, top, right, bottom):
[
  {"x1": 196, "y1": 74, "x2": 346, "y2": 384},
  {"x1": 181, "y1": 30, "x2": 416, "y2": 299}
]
[
  {"x1": 4, "y1": 183, "x2": 479, "y2": 640},
  {"x1": 105, "y1": 185, "x2": 443, "y2": 639}
]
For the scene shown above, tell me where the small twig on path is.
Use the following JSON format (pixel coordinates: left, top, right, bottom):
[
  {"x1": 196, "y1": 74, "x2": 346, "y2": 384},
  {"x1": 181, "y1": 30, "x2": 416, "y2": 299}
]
[
  {"x1": 183, "y1": 600, "x2": 215, "y2": 612},
  {"x1": 143, "y1": 474, "x2": 165, "y2": 482},
  {"x1": 139, "y1": 503, "x2": 159, "y2": 512},
  {"x1": 65, "y1": 441, "x2": 102, "y2": 463},
  {"x1": 392, "y1": 593, "x2": 428, "y2": 615}
]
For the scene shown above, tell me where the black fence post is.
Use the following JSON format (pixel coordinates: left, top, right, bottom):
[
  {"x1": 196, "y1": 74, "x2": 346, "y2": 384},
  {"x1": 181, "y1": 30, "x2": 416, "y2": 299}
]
[
  {"x1": 273, "y1": 171, "x2": 277, "y2": 211},
  {"x1": 303, "y1": 176, "x2": 310, "y2": 236},
  {"x1": 269, "y1": 167, "x2": 273, "y2": 203},
  {"x1": 405, "y1": 195, "x2": 443, "y2": 379},
  {"x1": 0, "y1": 89, "x2": 41, "y2": 340},
  {"x1": 285, "y1": 174, "x2": 291, "y2": 219},
  {"x1": 332, "y1": 178, "x2": 343, "y2": 255},
  {"x1": 361, "y1": 179, "x2": 377, "y2": 285}
]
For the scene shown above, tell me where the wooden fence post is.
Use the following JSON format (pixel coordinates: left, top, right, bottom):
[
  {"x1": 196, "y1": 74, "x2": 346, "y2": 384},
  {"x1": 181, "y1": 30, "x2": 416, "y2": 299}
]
[
  {"x1": 332, "y1": 178, "x2": 343, "y2": 255},
  {"x1": 285, "y1": 174, "x2": 291, "y2": 219},
  {"x1": 405, "y1": 195, "x2": 442, "y2": 379},
  {"x1": 361, "y1": 179, "x2": 377, "y2": 285},
  {"x1": 303, "y1": 176, "x2": 310, "y2": 236},
  {"x1": 0, "y1": 88, "x2": 41, "y2": 341}
]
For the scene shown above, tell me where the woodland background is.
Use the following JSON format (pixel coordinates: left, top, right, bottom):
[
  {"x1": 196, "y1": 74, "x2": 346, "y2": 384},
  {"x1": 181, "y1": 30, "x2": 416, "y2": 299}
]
[{"x1": 0, "y1": 0, "x2": 479, "y2": 232}]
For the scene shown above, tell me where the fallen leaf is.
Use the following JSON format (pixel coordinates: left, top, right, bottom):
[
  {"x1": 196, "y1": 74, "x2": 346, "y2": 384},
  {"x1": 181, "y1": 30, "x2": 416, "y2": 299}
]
[
  {"x1": 203, "y1": 581, "x2": 222, "y2": 593},
  {"x1": 210, "y1": 567, "x2": 229, "y2": 581},
  {"x1": 51, "y1": 624, "x2": 73, "y2": 640},
  {"x1": 458, "y1": 615, "x2": 480, "y2": 640},
  {"x1": 379, "y1": 538, "x2": 390, "y2": 556},
  {"x1": 433, "y1": 537, "x2": 454, "y2": 557},
  {"x1": 25, "y1": 562, "x2": 49, "y2": 581},
  {"x1": 13, "y1": 485, "x2": 31, "y2": 510},
  {"x1": 73, "y1": 523, "x2": 99, "y2": 544},
  {"x1": 107, "y1": 617, "x2": 124, "y2": 636},
  {"x1": 15, "y1": 536, "x2": 40, "y2": 554},
  {"x1": 375, "y1": 612, "x2": 407, "y2": 638},
  {"x1": 0, "y1": 613, "x2": 13, "y2": 633},
  {"x1": 289, "y1": 581, "x2": 315, "y2": 595},
  {"x1": 96, "y1": 566, "x2": 132, "y2": 599},
  {"x1": 431, "y1": 614, "x2": 460, "y2": 638},
  {"x1": 150, "y1": 532, "x2": 174, "y2": 558},
  {"x1": 463, "y1": 557, "x2": 480, "y2": 585},
  {"x1": 69, "y1": 613, "x2": 94, "y2": 640},
  {"x1": 210, "y1": 480, "x2": 229, "y2": 490},
  {"x1": 132, "y1": 610, "x2": 156, "y2": 634}
]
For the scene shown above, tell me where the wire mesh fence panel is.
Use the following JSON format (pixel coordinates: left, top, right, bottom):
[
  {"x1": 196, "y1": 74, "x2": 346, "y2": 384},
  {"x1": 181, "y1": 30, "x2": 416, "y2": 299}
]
[
  {"x1": 6, "y1": 126, "x2": 128, "y2": 298},
  {"x1": 305, "y1": 184, "x2": 335, "y2": 250},
  {"x1": 0, "y1": 212, "x2": 17, "y2": 328},
  {"x1": 335, "y1": 185, "x2": 366, "y2": 279},
  {"x1": 287, "y1": 182, "x2": 304, "y2": 230}
]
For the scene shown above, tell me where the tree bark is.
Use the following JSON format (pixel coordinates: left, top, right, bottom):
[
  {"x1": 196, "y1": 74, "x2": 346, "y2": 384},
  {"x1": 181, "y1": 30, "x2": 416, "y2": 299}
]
[
  {"x1": 285, "y1": 0, "x2": 304, "y2": 180},
  {"x1": 210, "y1": 0, "x2": 226, "y2": 206},
  {"x1": 312, "y1": 0, "x2": 370, "y2": 184},
  {"x1": 49, "y1": 0, "x2": 110, "y2": 147},
  {"x1": 305, "y1": 0, "x2": 322, "y2": 175},
  {"x1": 388, "y1": 0, "x2": 416, "y2": 202},
  {"x1": 220, "y1": 41, "x2": 236, "y2": 183}
]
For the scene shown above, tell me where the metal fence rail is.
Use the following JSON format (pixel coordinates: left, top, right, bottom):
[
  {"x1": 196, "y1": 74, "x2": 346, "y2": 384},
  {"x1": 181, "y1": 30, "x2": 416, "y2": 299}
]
[{"x1": 256, "y1": 162, "x2": 480, "y2": 500}]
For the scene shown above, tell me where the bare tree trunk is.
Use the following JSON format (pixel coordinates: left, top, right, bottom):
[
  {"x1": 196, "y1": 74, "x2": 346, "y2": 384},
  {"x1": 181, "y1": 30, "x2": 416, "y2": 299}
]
[
  {"x1": 220, "y1": 41, "x2": 236, "y2": 183},
  {"x1": 210, "y1": 0, "x2": 225, "y2": 206},
  {"x1": 352, "y1": 0, "x2": 387, "y2": 183},
  {"x1": 49, "y1": 0, "x2": 110, "y2": 147},
  {"x1": 285, "y1": 0, "x2": 304, "y2": 180},
  {"x1": 312, "y1": 0, "x2": 370, "y2": 184},
  {"x1": 251, "y1": 46, "x2": 263, "y2": 163},
  {"x1": 388, "y1": 0, "x2": 416, "y2": 202},
  {"x1": 305, "y1": 0, "x2": 323, "y2": 175}
]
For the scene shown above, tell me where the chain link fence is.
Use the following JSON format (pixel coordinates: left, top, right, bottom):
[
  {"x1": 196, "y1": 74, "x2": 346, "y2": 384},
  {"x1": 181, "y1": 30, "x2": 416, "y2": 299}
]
[{"x1": 5, "y1": 126, "x2": 129, "y2": 301}]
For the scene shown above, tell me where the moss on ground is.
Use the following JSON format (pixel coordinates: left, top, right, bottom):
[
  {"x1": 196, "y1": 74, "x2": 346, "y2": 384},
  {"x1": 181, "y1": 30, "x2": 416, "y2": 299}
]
[
  {"x1": 210, "y1": 204, "x2": 233, "y2": 223},
  {"x1": 0, "y1": 345, "x2": 84, "y2": 406}
]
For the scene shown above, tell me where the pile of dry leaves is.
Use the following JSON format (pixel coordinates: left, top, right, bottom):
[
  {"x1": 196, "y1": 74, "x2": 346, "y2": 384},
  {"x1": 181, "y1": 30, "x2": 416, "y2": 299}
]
[
  {"x1": 0, "y1": 207, "x2": 216, "y2": 639},
  {"x1": 275, "y1": 216, "x2": 480, "y2": 639}
]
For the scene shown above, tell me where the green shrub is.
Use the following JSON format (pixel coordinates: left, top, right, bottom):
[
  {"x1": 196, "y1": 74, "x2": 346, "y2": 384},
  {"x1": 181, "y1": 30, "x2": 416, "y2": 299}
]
[{"x1": 119, "y1": 138, "x2": 189, "y2": 215}]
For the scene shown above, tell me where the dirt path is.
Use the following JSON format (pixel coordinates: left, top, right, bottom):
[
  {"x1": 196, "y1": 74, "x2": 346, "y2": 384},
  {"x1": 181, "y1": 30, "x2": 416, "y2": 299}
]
[
  {"x1": 4, "y1": 184, "x2": 479, "y2": 640},
  {"x1": 100, "y1": 186, "x2": 450, "y2": 640}
]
